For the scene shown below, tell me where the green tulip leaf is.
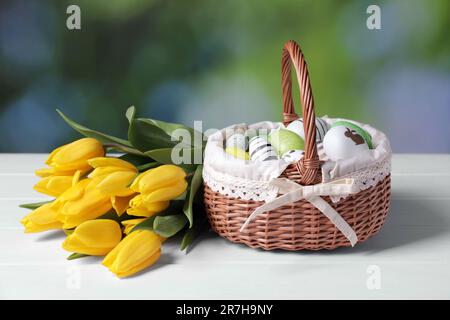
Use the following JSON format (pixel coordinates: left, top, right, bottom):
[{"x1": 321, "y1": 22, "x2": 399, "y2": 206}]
[
  {"x1": 57, "y1": 109, "x2": 130, "y2": 146},
  {"x1": 180, "y1": 215, "x2": 209, "y2": 251},
  {"x1": 148, "y1": 119, "x2": 195, "y2": 137},
  {"x1": 125, "y1": 106, "x2": 136, "y2": 124},
  {"x1": 131, "y1": 216, "x2": 157, "y2": 233},
  {"x1": 119, "y1": 153, "x2": 160, "y2": 171},
  {"x1": 128, "y1": 118, "x2": 180, "y2": 152},
  {"x1": 19, "y1": 200, "x2": 52, "y2": 210},
  {"x1": 67, "y1": 253, "x2": 89, "y2": 260},
  {"x1": 56, "y1": 109, "x2": 144, "y2": 156},
  {"x1": 144, "y1": 147, "x2": 201, "y2": 172},
  {"x1": 180, "y1": 227, "x2": 196, "y2": 251},
  {"x1": 126, "y1": 106, "x2": 198, "y2": 143},
  {"x1": 153, "y1": 214, "x2": 188, "y2": 238},
  {"x1": 119, "y1": 153, "x2": 154, "y2": 167},
  {"x1": 131, "y1": 201, "x2": 185, "y2": 233},
  {"x1": 136, "y1": 162, "x2": 160, "y2": 172},
  {"x1": 183, "y1": 165, "x2": 203, "y2": 228},
  {"x1": 146, "y1": 119, "x2": 205, "y2": 146}
]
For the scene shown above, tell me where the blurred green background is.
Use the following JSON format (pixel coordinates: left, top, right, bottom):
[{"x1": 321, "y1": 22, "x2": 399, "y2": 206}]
[{"x1": 0, "y1": 0, "x2": 449, "y2": 152}]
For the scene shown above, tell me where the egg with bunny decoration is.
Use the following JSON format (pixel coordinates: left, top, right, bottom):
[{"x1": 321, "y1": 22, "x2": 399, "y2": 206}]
[{"x1": 323, "y1": 122, "x2": 372, "y2": 161}]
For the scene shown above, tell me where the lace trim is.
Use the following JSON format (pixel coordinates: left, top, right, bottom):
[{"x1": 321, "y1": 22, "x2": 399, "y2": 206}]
[
  {"x1": 203, "y1": 157, "x2": 391, "y2": 203},
  {"x1": 326, "y1": 157, "x2": 391, "y2": 202},
  {"x1": 203, "y1": 166, "x2": 278, "y2": 202}
]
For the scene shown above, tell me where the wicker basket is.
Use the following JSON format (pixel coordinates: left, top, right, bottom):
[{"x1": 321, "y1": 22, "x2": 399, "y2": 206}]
[{"x1": 203, "y1": 40, "x2": 391, "y2": 251}]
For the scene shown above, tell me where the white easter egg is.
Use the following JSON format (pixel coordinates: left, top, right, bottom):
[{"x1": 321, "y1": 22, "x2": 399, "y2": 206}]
[
  {"x1": 226, "y1": 133, "x2": 248, "y2": 151},
  {"x1": 281, "y1": 149, "x2": 304, "y2": 164},
  {"x1": 286, "y1": 117, "x2": 329, "y2": 143},
  {"x1": 249, "y1": 136, "x2": 278, "y2": 162},
  {"x1": 323, "y1": 126, "x2": 369, "y2": 161}
]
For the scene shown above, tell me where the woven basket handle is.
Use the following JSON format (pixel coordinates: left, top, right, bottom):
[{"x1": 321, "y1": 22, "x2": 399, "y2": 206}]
[{"x1": 281, "y1": 40, "x2": 321, "y2": 185}]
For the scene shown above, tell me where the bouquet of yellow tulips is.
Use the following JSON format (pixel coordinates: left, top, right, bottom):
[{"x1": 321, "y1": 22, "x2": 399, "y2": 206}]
[{"x1": 20, "y1": 107, "x2": 207, "y2": 278}]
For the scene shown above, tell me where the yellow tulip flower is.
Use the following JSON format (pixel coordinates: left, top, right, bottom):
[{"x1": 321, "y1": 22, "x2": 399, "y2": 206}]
[
  {"x1": 21, "y1": 202, "x2": 62, "y2": 233},
  {"x1": 88, "y1": 157, "x2": 138, "y2": 215},
  {"x1": 142, "y1": 179, "x2": 187, "y2": 203},
  {"x1": 33, "y1": 171, "x2": 80, "y2": 197},
  {"x1": 126, "y1": 165, "x2": 187, "y2": 217},
  {"x1": 62, "y1": 219, "x2": 122, "y2": 256},
  {"x1": 56, "y1": 179, "x2": 112, "y2": 229},
  {"x1": 102, "y1": 230, "x2": 161, "y2": 278},
  {"x1": 89, "y1": 157, "x2": 137, "y2": 195},
  {"x1": 35, "y1": 138, "x2": 104, "y2": 178},
  {"x1": 130, "y1": 164, "x2": 186, "y2": 194},
  {"x1": 121, "y1": 218, "x2": 145, "y2": 235},
  {"x1": 127, "y1": 195, "x2": 169, "y2": 217}
]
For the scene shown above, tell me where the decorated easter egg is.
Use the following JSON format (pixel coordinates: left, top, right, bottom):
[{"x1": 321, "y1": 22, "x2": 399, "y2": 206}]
[
  {"x1": 286, "y1": 117, "x2": 329, "y2": 143},
  {"x1": 249, "y1": 136, "x2": 278, "y2": 162},
  {"x1": 225, "y1": 146, "x2": 249, "y2": 160},
  {"x1": 323, "y1": 125, "x2": 369, "y2": 161},
  {"x1": 268, "y1": 129, "x2": 304, "y2": 157},
  {"x1": 332, "y1": 121, "x2": 373, "y2": 149},
  {"x1": 281, "y1": 149, "x2": 304, "y2": 164},
  {"x1": 226, "y1": 132, "x2": 248, "y2": 151}
]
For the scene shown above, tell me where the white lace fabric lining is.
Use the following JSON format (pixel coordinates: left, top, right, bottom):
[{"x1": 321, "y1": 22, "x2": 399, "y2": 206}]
[{"x1": 203, "y1": 117, "x2": 392, "y2": 203}]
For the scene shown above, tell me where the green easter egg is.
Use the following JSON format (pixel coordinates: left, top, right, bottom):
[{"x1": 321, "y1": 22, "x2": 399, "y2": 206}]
[
  {"x1": 225, "y1": 146, "x2": 249, "y2": 160},
  {"x1": 332, "y1": 121, "x2": 373, "y2": 149},
  {"x1": 268, "y1": 129, "x2": 304, "y2": 157}
]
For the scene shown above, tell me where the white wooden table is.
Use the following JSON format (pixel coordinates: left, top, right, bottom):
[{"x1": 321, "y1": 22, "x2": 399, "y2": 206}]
[{"x1": 1, "y1": 154, "x2": 449, "y2": 299}]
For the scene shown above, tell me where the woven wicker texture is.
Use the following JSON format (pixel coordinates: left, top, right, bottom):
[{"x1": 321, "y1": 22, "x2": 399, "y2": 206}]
[{"x1": 203, "y1": 40, "x2": 391, "y2": 250}]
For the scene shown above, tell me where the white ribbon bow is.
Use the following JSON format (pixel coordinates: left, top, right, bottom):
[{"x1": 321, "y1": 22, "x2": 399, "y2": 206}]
[{"x1": 240, "y1": 178, "x2": 360, "y2": 247}]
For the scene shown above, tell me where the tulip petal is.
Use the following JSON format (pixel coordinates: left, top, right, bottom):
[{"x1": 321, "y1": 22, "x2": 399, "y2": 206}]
[
  {"x1": 60, "y1": 200, "x2": 111, "y2": 229},
  {"x1": 127, "y1": 195, "x2": 169, "y2": 217},
  {"x1": 88, "y1": 157, "x2": 137, "y2": 171},
  {"x1": 111, "y1": 194, "x2": 135, "y2": 216},
  {"x1": 113, "y1": 188, "x2": 136, "y2": 197},
  {"x1": 21, "y1": 203, "x2": 62, "y2": 233},
  {"x1": 114, "y1": 230, "x2": 160, "y2": 269},
  {"x1": 45, "y1": 145, "x2": 64, "y2": 165},
  {"x1": 56, "y1": 179, "x2": 91, "y2": 202},
  {"x1": 103, "y1": 231, "x2": 139, "y2": 267},
  {"x1": 121, "y1": 218, "x2": 145, "y2": 234},
  {"x1": 35, "y1": 167, "x2": 55, "y2": 178},
  {"x1": 143, "y1": 180, "x2": 188, "y2": 203},
  {"x1": 49, "y1": 138, "x2": 104, "y2": 166},
  {"x1": 33, "y1": 176, "x2": 73, "y2": 197},
  {"x1": 129, "y1": 169, "x2": 153, "y2": 192},
  {"x1": 90, "y1": 166, "x2": 128, "y2": 179},
  {"x1": 115, "y1": 250, "x2": 160, "y2": 278},
  {"x1": 144, "y1": 201, "x2": 170, "y2": 213},
  {"x1": 57, "y1": 182, "x2": 112, "y2": 229},
  {"x1": 62, "y1": 219, "x2": 122, "y2": 256},
  {"x1": 96, "y1": 171, "x2": 137, "y2": 196},
  {"x1": 103, "y1": 230, "x2": 161, "y2": 278},
  {"x1": 35, "y1": 167, "x2": 83, "y2": 178},
  {"x1": 139, "y1": 165, "x2": 186, "y2": 194},
  {"x1": 72, "y1": 170, "x2": 81, "y2": 186},
  {"x1": 126, "y1": 206, "x2": 153, "y2": 217}
]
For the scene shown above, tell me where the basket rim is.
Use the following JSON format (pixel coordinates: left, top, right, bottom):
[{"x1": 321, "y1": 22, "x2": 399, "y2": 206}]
[
  {"x1": 202, "y1": 116, "x2": 391, "y2": 203},
  {"x1": 203, "y1": 116, "x2": 391, "y2": 178}
]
